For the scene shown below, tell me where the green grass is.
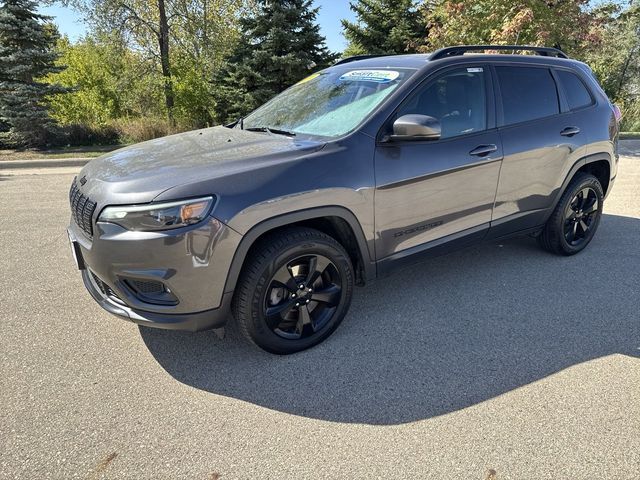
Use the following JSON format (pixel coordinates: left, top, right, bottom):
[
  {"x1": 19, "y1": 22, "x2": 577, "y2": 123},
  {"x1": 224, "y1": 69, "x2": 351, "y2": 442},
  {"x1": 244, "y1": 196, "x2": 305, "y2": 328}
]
[
  {"x1": 620, "y1": 132, "x2": 640, "y2": 140},
  {"x1": 0, "y1": 145, "x2": 124, "y2": 161}
]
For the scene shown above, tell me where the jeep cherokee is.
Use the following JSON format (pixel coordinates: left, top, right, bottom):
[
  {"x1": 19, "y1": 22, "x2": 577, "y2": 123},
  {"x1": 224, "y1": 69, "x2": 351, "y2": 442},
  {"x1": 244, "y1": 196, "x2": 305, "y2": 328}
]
[{"x1": 67, "y1": 45, "x2": 619, "y2": 354}]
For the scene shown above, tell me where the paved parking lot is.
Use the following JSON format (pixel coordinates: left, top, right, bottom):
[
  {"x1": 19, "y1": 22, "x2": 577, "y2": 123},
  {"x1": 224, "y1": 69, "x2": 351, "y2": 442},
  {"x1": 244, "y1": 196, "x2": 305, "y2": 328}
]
[{"x1": 1, "y1": 147, "x2": 639, "y2": 479}]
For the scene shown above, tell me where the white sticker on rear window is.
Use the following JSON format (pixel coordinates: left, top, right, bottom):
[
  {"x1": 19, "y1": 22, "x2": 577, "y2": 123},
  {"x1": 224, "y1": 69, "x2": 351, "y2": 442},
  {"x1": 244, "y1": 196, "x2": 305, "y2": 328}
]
[
  {"x1": 467, "y1": 67, "x2": 483, "y2": 73},
  {"x1": 339, "y1": 70, "x2": 400, "y2": 83}
]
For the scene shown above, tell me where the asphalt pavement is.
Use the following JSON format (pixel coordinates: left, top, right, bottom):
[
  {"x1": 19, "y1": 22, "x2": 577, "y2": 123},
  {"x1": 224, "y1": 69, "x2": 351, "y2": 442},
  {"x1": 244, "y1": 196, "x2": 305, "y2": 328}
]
[{"x1": 1, "y1": 148, "x2": 639, "y2": 479}]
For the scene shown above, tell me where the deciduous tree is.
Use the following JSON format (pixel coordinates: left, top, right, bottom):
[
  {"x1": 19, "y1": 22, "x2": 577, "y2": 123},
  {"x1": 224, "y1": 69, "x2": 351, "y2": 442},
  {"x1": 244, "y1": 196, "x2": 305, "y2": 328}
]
[
  {"x1": 421, "y1": 0, "x2": 595, "y2": 54},
  {"x1": 47, "y1": 33, "x2": 164, "y2": 125},
  {"x1": 65, "y1": 0, "x2": 249, "y2": 124},
  {"x1": 585, "y1": 1, "x2": 640, "y2": 130}
]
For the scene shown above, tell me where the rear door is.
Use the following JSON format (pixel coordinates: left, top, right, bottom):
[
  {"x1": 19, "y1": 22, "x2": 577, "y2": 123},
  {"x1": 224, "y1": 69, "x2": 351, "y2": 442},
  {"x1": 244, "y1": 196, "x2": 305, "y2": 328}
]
[
  {"x1": 374, "y1": 64, "x2": 503, "y2": 261},
  {"x1": 489, "y1": 64, "x2": 588, "y2": 236}
]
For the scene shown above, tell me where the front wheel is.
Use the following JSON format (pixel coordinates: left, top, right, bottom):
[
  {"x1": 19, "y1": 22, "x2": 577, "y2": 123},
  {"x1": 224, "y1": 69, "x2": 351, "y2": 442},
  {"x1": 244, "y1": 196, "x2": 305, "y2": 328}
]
[
  {"x1": 538, "y1": 173, "x2": 604, "y2": 255},
  {"x1": 232, "y1": 227, "x2": 354, "y2": 354}
]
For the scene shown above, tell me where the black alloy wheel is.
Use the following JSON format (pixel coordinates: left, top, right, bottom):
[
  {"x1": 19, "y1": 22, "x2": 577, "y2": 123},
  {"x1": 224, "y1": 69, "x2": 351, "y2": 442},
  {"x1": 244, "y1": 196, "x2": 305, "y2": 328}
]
[
  {"x1": 265, "y1": 254, "x2": 342, "y2": 340},
  {"x1": 563, "y1": 187, "x2": 599, "y2": 247},
  {"x1": 233, "y1": 227, "x2": 354, "y2": 354},
  {"x1": 538, "y1": 173, "x2": 604, "y2": 255}
]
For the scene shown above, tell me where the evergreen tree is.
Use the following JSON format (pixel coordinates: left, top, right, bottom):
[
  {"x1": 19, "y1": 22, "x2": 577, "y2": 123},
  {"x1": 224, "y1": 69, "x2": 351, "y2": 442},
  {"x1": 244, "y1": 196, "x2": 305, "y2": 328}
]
[
  {"x1": 0, "y1": 0, "x2": 66, "y2": 146},
  {"x1": 341, "y1": 0, "x2": 424, "y2": 56},
  {"x1": 213, "y1": 0, "x2": 337, "y2": 124}
]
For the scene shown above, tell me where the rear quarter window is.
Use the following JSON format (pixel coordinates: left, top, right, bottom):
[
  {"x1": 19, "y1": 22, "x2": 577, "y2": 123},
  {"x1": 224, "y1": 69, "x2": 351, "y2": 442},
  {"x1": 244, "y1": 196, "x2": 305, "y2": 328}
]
[
  {"x1": 555, "y1": 70, "x2": 594, "y2": 110},
  {"x1": 496, "y1": 66, "x2": 560, "y2": 125}
]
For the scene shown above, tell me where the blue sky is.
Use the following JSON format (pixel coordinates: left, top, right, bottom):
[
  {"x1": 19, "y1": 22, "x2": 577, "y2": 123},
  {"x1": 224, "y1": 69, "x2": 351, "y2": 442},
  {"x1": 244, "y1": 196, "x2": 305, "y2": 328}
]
[{"x1": 39, "y1": 1, "x2": 357, "y2": 52}]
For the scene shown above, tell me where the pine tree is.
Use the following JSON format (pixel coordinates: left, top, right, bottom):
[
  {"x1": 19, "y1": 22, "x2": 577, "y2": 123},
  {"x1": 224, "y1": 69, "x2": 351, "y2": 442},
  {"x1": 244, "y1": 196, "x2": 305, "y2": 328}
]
[
  {"x1": 341, "y1": 0, "x2": 424, "y2": 56},
  {"x1": 213, "y1": 0, "x2": 337, "y2": 124},
  {"x1": 0, "y1": 0, "x2": 66, "y2": 147}
]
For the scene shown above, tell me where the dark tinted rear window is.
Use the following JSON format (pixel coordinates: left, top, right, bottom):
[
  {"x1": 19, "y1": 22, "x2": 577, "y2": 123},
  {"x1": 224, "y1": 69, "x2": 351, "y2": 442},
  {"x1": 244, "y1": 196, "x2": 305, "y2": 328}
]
[
  {"x1": 556, "y1": 70, "x2": 593, "y2": 110},
  {"x1": 496, "y1": 66, "x2": 559, "y2": 125}
]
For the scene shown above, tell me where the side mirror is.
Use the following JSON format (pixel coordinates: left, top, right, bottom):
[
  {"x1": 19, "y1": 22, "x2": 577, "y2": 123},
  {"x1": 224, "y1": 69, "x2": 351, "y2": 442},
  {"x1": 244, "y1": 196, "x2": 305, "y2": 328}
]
[{"x1": 390, "y1": 114, "x2": 441, "y2": 141}]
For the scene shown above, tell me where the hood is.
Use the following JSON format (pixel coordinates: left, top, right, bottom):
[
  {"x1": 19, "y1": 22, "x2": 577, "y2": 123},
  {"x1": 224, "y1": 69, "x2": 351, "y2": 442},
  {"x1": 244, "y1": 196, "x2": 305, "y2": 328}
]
[{"x1": 77, "y1": 126, "x2": 325, "y2": 205}]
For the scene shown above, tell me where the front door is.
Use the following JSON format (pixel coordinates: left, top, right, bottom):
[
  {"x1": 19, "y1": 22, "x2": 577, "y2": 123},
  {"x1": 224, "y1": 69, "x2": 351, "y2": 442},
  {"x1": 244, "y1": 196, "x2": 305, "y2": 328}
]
[{"x1": 374, "y1": 65, "x2": 503, "y2": 261}]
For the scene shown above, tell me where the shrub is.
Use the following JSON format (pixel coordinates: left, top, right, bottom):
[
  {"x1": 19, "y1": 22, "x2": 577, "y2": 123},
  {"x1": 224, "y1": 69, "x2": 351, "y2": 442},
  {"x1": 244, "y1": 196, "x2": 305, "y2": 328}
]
[
  {"x1": 110, "y1": 117, "x2": 184, "y2": 144},
  {"x1": 0, "y1": 123, "x2": 116, "y2": 149},
  {"x1": 57, "y1": 123, "x2": 120, "y2": 146},
  {"x1": 620, "y1": 99, "x2": 640, "y2": 132},
  {"x1": 42, "y1": 118, "x2": 190, "y2": 147}
]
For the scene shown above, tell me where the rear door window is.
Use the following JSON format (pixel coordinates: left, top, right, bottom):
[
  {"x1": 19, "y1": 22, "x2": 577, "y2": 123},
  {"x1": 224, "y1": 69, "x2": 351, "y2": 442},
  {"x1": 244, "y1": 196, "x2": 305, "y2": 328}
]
[
  {"x1": 496, "y1": 66, "x2": 560, "y2": 125},
  {"x1": 555, "y1": 70, "x2": 593, "y2": 110}
]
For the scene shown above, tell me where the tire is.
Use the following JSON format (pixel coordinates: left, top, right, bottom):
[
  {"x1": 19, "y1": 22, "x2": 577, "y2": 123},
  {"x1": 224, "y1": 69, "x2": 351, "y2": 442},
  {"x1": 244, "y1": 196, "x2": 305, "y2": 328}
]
[
  {"x1": 232, "y1": 227, "x2": 354, "y2": 354},
  {"x1": 538, "y1": 173, "x2": 604, "y2": 255}
]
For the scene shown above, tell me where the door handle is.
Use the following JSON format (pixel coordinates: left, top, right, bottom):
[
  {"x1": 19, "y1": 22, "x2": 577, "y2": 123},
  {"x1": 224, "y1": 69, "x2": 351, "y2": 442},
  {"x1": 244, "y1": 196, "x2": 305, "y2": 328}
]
[
  {"x1": 469, "y1": 144, "x2": 498, "y2": 157},
  {"x1": 560, "y1": 126, "x2": 580, "y2": 137}
]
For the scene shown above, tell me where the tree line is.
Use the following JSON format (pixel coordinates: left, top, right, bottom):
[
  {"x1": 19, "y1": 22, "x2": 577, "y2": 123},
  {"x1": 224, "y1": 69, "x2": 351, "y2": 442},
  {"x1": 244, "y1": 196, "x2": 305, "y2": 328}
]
[{"x1": 0, "y1": 0, "x2": 638, "y2": 147}]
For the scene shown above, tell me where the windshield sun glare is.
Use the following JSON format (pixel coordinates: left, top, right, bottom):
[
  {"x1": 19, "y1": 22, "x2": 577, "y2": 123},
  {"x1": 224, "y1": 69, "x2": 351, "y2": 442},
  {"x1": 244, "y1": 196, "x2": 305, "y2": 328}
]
[{"x1": 241, "y1": 68, "x2": 416, "y2": 138}]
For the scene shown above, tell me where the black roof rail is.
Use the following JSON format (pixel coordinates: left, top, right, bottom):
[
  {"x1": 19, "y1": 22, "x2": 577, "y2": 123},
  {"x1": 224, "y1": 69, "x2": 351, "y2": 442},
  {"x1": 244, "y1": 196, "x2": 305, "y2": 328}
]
[
  {"x1": 430, "y1": 45, "x2": 568, "y2": 60},
  {"x1": 334, "y1": 54, "x2": 391, "y2": 65}
]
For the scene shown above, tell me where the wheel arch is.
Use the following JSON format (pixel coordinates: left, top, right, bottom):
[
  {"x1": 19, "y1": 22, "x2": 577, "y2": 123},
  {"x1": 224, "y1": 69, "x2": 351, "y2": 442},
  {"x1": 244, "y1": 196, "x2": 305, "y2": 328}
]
[
  {"x1": 553, "y1": 152, "x2": 612, "y2": 209},
  {"x1": 575, "y1": 158, "x2": 611, "y2": 197},
  {"x1": 222, "y1": 207, "x2": 376, "y2": 295}
]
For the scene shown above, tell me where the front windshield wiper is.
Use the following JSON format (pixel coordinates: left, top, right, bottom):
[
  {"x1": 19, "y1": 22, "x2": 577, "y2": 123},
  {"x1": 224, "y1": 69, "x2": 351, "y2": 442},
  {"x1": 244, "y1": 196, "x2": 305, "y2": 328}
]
[{"x1": 244, "y1": 126, "x2": 296, "y2": 137}]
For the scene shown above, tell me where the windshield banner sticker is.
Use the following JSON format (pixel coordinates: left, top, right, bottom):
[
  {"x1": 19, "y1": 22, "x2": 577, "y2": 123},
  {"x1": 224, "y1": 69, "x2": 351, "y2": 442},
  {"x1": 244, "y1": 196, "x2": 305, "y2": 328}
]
[
  {"x1": 295, "y1": 72, "x2": 320, "y2": 85},
  {"x1": 339, "y1": 70, "x2": 400, "y2": 83}
]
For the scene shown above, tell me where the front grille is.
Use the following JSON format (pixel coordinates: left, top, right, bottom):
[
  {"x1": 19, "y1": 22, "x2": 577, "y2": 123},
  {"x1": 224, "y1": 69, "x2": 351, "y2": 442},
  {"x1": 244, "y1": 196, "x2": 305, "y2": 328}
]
[{"x1": 69, "y1": 178, "x2": 96, "y2": 237}]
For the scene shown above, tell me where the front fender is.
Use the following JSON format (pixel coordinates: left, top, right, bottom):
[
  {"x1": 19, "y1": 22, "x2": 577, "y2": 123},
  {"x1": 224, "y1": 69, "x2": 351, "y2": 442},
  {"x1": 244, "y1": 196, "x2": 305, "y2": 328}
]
[{"x1": 222, "y1": 206, "x2": 376, "y2": 295}]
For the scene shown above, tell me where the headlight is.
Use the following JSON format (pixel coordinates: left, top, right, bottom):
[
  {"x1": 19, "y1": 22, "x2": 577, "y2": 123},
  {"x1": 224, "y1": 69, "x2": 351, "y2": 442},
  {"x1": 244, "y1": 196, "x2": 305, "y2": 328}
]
[{"x1": 99, "y1": 196, "x2": 214, "y2": 231}]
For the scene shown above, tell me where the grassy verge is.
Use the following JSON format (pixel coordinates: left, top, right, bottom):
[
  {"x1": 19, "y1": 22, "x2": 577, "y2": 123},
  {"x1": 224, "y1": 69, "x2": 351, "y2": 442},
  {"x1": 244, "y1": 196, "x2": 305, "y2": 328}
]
[
  {"x1": 620, "y1": 132, "x2": 640, "y2": 140},
  {"x1": 0, "y1": 145, "x2": 124, "y2": 161}
]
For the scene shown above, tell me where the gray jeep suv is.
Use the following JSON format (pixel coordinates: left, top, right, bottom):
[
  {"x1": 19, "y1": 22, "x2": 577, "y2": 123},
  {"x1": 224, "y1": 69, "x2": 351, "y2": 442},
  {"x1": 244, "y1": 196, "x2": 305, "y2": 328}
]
[{"x1": 67, "y1": 45, "x2": 619, "y2": 354}]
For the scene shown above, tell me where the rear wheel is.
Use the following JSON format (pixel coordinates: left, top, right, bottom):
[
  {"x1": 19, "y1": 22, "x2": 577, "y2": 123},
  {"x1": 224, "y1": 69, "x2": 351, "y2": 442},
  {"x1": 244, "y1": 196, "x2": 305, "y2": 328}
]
[
  {"x1": 232, "y1": 227, "x2": 354, "y2": 354},
  {"x1": 538, "y1": 173, "x2": 603, "y2": 255}
]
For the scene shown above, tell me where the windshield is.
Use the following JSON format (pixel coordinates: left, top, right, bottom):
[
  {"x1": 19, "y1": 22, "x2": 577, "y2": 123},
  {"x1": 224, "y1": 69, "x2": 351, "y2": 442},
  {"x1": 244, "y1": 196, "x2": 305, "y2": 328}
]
[{"x1": 240, "y1": 68, "x2": 416, "y2": 138}]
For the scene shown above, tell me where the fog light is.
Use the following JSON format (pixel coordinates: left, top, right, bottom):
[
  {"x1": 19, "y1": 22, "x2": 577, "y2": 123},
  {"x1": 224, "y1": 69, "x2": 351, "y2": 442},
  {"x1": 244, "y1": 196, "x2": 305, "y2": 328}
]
[{"x1": 122, "y1": 278, "x2": 179, "y2": 306}]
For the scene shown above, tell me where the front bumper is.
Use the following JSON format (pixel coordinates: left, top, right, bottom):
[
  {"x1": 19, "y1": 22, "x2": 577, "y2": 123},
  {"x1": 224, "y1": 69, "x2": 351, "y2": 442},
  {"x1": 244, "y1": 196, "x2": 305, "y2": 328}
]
[
  {"x1": 82, "y1": 268, "x2": 232, "y2": 331},
  {"x1": 68, "y1": 212, "x2": 242, "y2": 331}
]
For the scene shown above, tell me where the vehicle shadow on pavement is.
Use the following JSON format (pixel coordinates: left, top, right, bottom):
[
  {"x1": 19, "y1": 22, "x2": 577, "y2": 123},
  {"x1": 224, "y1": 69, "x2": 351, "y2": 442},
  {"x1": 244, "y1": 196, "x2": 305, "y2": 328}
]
[{"x1": 141, "y1": 213, "x2": 639, "y2": 425}]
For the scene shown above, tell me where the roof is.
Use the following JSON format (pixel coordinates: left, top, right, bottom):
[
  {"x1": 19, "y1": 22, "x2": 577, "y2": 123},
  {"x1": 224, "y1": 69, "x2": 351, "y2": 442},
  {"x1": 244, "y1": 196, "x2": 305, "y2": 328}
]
[{"x1": 333, "y1": 45, "x2": 572, "y2": 70}]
